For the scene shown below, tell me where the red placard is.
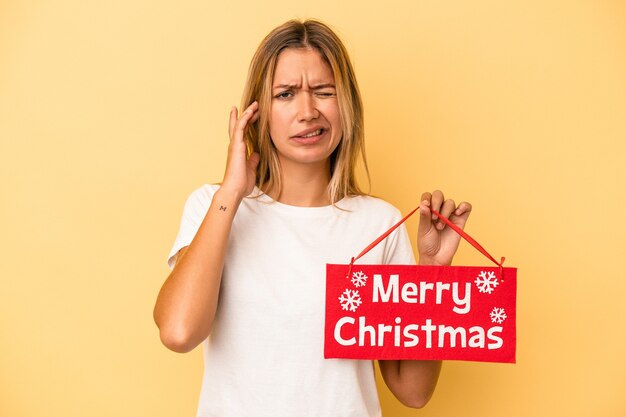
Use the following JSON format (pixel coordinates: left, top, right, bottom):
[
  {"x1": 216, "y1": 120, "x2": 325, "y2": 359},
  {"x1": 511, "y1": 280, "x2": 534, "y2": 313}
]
[{"x1": 324, "y1": 265, "x2": 517, "y2": 363}]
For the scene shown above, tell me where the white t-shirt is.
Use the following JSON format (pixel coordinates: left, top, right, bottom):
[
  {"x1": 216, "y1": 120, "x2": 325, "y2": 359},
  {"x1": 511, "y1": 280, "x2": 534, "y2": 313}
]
[{"x1": 168, "y1": 185, "x2": 415, "y2": 417}]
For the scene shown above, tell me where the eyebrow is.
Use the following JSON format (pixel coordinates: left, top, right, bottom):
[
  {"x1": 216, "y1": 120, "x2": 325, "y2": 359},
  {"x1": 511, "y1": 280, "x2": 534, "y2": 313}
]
[{"x1": 272, "y1": 83, "x2": 336, "y2": 90}]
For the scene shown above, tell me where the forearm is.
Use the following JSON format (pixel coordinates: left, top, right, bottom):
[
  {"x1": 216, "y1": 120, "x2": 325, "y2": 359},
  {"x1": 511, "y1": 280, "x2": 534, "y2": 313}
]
[
  {"x1": 153, "y1": 188, "x2": 241, "y2": 352},
  {"x1": 378, "y1": 359, "x2": 442, "y2": 409},
  {"x1": 379, "y1": 198, "x2": 452, "y2": 408}
]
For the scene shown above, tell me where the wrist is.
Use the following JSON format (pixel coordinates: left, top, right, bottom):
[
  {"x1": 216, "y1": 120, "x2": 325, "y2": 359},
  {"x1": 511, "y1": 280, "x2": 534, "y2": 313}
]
[
  {"x1": 214, "y1": 186, "x2": 245, "y2": 207},
  {"x1": 215, "y1": 182, "x2": 246, "y2": 203},
  {"x1": 418, "y1": 257, "x2": 451, "y2": 266}
]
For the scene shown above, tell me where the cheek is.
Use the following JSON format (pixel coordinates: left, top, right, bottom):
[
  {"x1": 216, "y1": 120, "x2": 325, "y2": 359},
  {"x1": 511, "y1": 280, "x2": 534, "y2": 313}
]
[
  {"x1": 268, "y1": 105, "x2": 291, "y2": 137},
  {"x1": 324, "y1": 102, "x2": 342, "y2": 132},
  {"x1": 330, "y1": 113, "x2": 343, "y2": 140}
]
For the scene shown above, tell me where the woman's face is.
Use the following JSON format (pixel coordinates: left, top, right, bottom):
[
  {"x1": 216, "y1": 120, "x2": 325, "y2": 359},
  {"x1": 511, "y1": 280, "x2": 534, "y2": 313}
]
[{"x1": 268, "y1": 48, "x2": 342, "y2": 171}]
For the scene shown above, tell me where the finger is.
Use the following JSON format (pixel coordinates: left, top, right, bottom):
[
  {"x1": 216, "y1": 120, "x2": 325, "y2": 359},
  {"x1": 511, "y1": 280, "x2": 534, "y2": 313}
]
[
  {"x1": 250, "y1": 107, "x2": 260, "y2": 124},
  {"x1": 229, "y1": 106, "x2": 238, "y2": 139},
  {"x1": 437, "y1": 199, "x2": 456, "y2": 230},
  {"x1": 418, "y1": 192, "x2": 432, "y2": 217},
  {"x1": 455, "y1": 201, "x2": 472, "y2": 217},
  {"x1": 240, "y1": 101, "x2": 259, "y2": 120},
  {"x1": 418, "y1": 195, "x2": 434, "y2": 236},
  {"x1": 452, "y1": 202, "x2": 472, "y2": 229},
  {"x1": 431, "y1": 190, "x2": 444, "y2": 221},
  {"x1": 235, "y1": 102, "x2": 259, "y2": 134},
  {"x1": 243, "y1": 100, "x2": 259, "y2": 112}
]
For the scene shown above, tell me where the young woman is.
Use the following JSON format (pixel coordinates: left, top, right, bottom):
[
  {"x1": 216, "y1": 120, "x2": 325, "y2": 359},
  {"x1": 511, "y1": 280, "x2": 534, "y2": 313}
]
[{"x1": 154, "y1": 19, "x2": 472, "y2": 417}]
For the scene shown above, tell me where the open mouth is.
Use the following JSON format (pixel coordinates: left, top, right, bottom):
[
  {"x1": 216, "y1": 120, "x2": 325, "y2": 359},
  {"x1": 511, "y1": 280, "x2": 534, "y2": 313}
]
[
  {"x1": 294, "y1": 128, "x2": 324, "y2": 138},
  {"x1": 290, "y1": 128, "x2": 326, "y2": 144}
]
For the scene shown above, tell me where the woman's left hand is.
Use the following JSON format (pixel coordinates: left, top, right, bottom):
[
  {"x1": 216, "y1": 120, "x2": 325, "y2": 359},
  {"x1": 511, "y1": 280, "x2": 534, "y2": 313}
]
[{"x1": 417, "y1": 190, "x2": 472, "y2": 266}]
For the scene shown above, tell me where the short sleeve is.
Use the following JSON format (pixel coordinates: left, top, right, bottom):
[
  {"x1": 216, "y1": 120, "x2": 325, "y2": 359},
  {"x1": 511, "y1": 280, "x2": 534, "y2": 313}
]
[{"x1": 166, "y1": 184, "x2": 219, "y2": 268}]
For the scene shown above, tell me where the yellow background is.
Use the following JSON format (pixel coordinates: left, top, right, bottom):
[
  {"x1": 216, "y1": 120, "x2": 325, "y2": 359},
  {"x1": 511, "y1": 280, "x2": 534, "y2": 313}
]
[{"x1": 1, "y1": 0, "x2": 625, "y2": 416}]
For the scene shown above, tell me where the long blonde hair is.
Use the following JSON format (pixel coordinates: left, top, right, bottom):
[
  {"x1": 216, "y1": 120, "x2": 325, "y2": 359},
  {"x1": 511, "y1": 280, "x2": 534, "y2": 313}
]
[{"x1": 240, "y1": 19, "x2": 369, "y2": 204}]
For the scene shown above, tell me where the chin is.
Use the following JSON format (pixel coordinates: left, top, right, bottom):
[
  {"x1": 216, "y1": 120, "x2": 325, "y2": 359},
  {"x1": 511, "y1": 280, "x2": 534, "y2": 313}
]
[{"x1": 280, "y1": 151, "x2": 335, "y2": 167}]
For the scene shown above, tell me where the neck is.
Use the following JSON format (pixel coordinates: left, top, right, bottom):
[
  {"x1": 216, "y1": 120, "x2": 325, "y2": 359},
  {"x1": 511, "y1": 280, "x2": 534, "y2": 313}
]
[{"x1": 265, "y1": 159, "x2": 332, "y2": 207}]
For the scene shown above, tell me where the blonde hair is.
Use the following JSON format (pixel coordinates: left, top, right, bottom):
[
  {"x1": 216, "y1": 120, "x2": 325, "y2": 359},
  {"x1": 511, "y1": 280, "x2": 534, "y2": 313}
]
[{"x1": 241, "y1": 19, "x2": 369, "y2": 204}]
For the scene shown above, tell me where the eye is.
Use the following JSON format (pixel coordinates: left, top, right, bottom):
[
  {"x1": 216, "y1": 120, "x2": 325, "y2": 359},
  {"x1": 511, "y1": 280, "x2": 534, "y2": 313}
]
[
  {"x1": 316, "y1": 91, "x2": 336, "y2": 98},
  {"x1": 274, "y1": 91, "x2": 293, "y2": 99}
]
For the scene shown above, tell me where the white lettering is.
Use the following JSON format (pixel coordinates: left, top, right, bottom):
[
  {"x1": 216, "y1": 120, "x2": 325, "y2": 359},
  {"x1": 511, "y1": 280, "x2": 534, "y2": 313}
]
[
  {"x1": 452, "y1": 282, "x2": 472, "y2": 314},
  {"x1": 422, "y1": 319, "x2": 436, "y2": 348},
  {"x1": 438, "y1": 325, "x2": 467, "y2": 348},
  {"x1": 378, "y1": 323, "x2": 393, "y2": 346},
  {"x1": 373, "y1": 274, "x2": 399, "y2": 303},
  {"x1": 401, "y1": 282, "x2": 418, "y2": 303},
  {"x1": 334, "y1": 318, "x2": 504, "y2": 352},
  {"x1": 419, "y1": 282, "x2": 434, "y2": 304},
  {"x1": 487, "y1": 326, "x2": 503, "y2": 349},
  {"x1": 371, "y1": 275, "x2": 472, "y2": 315},
  {"x1": 358, "y1": 316, "x2": 376, "y2": 346},
  {"x1": 436, "y1": 282, "x2": 450, "y2": 304},
  {"x1": 334, "y1": 317, "x2": 356, "y2": 346},
  {"x1": 394, "y1": 317, "x2": 402, "y2": 346},
  {"x1": 468, "y1": 326, "x2": 485, "y2": 348},
  {"x1": 403, "y1": 324, "x2": 420, "y2": 347}
]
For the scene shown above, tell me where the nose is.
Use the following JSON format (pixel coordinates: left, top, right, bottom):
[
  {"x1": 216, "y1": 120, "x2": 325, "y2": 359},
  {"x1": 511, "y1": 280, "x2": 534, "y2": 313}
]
[{"x1": 297, "y1": 92, "x2": 319, "y2": 122}]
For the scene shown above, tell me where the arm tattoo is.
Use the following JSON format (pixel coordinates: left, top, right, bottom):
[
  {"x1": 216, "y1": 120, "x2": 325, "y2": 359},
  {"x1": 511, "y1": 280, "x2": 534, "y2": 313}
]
[{"x1": 219, "y1": 205, "x2": 227, "y2": 212}]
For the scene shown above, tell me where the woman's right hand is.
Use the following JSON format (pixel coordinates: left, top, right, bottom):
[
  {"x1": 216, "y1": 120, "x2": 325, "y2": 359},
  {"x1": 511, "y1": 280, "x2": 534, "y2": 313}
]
[
  {"x1": 154, "y1": 101, "x2": 261, "y2": 353},
  {"x1": 222, "y1": 101, "x2": 260, "y2": 201}
]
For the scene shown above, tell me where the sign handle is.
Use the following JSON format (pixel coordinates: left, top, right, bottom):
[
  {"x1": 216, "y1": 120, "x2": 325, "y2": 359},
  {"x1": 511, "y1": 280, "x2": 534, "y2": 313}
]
[{"x1": 346, "y1": 205, "x2": 506, "y2": 278}]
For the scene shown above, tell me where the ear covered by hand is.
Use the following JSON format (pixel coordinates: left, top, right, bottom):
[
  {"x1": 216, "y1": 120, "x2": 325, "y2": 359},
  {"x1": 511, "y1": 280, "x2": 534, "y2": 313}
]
[{"x1": 222, "y1": 102, "x2": 261, "y2": 201}]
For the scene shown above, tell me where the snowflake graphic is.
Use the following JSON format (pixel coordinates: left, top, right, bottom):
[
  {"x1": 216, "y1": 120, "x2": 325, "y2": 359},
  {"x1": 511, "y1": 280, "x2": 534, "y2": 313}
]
[
  {"x1": 490, "y1": 307, "x2": 507, "y2": 324},
  {"x1": 475, "y1": 271, "x2": 499, "y2": 294},
  {"x1": 338, "y1": 289, "x2": 362, "y2": 312},
  {"x1": 351, "y1": 271, "x2": 368, "y2": 288}
]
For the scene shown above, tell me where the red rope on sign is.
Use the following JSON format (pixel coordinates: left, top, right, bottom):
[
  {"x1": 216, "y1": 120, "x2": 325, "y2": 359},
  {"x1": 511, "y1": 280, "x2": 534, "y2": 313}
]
[{"x1": 346, "y1": 205, "x2": 505, "y2": 279}]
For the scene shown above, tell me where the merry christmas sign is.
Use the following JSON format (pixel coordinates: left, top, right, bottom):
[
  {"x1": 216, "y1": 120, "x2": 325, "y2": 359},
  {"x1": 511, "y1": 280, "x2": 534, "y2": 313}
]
[
  {"x1": 324, "y1": 264, "x2": 517, "y2": 363},
  {"x1": 324, "y1": 206, "x2": 517, "y2": 363}
]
